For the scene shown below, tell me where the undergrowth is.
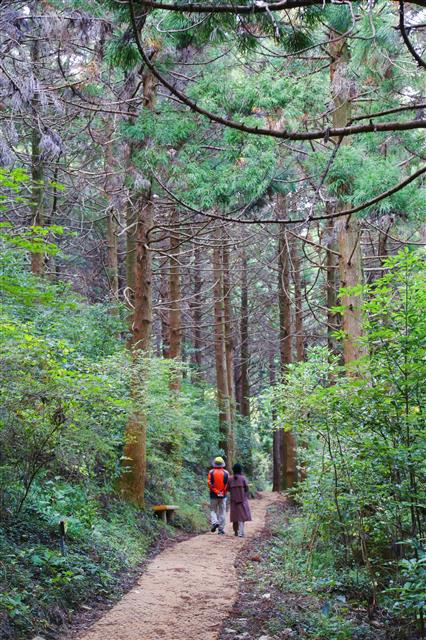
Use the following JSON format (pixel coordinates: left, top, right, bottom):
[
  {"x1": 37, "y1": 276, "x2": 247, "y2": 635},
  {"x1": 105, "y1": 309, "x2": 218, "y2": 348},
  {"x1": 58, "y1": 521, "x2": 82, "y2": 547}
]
[
  {"x1": 0, "y1": 480, "x2": 209, "y2": 639},
  {"x1": 221, "y1": 502, "x2": 420, "y2": 640},
  {"x1": 0, "y1": 251, "x2": 217, "y2": 639}
]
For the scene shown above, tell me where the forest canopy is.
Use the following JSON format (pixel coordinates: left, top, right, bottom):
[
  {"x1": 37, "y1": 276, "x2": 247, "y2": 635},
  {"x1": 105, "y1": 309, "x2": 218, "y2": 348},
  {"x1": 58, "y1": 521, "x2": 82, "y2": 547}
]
[{"x1": 0, "y1": 0, "x2": 425, "y2": 639}]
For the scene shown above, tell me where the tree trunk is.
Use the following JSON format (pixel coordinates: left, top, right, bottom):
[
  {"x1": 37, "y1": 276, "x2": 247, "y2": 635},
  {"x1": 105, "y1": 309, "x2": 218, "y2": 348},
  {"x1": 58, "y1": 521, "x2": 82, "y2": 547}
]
[
  {"x1": 121, "y1": 69, "x2": 139, "y2": 308},
  {"x1": 330, "y1": 37, "x2": 365, "y2": 366},
  {"x1": 378, "y1": 215, "x2": 392, "y2": 276},
  {"x1": 292, "y1": 237, "x2": 308, "y2": 481},
  {"x1": 324, "y1": 209, "x2": 341, "y2": 357},
  {"x1": 213, "y1": 227, "x2": 233, "y2": 467},
  {"x1": 159, "y1": 259, "x2": 170, "y2": 358},
  {"x1": 129, "y1": 67, "x2": 156, "y2": 352},
  {"x1": 106, "y1": 210, "x2": 119, "y2": 300},
  {"x1": 169, "y1": 209, "x2": 182, "y2": 391},
  {"x1": 126, "y1": 192, "x2": 137, "y2": 306},
  {"x1": 30, "y1": 41, "x2": 44, "y2": 276},
  {"x1": 336, "y1": 216, "x2": 366, "y2": 365},
  {"x1": 278, "y1": 212, "x2": 292, "y2": 370},
  {"x1": 238, "y1": 247, "x2": 253, "y2": 475},
  {"x1": 277, "y1": 197, "x2": 297, "y2": 490},
  {"x1": 124, "y1": 62, "x2": 149, "y2": 308},
  {"x1": 190, "y1": 242, "x2": 203, "y2": 373},
  {"x1": 130, "y1": 193, "x2": 153, "y2": 351},
  {"x1": 269, "y1": 351, "x2": 281, "y2": 492},
  {"x1": 104, "y1": 124, "x2": 119, "y2": 300},
  {"x1": 45, "y1": 163, "x2": 60, "y2": 280},
  {"x1": 120, "y1": 69, "x2": 156, "y2": 507},
  {"x1": 120, "y1": 187, "x2": 153, "y2": 507},
  {"x1": 291, "y1": 237, "x2": 305, "y2": 362},
  {"x1": 240, "y1": 249, "x2": 250, "y2": 420},
  {"x1": 223, "y1": 241, "x2": 236, "y2": 431},
  {"x1": 120, "y1": 386, "x2": 146, "y2": 508}
]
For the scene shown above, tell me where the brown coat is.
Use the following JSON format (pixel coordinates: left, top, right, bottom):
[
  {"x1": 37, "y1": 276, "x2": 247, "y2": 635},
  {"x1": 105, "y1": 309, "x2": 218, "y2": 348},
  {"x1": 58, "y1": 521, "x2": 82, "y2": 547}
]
[{"x1": 228, "y1": 474, "x2": 252, "y2": 523}]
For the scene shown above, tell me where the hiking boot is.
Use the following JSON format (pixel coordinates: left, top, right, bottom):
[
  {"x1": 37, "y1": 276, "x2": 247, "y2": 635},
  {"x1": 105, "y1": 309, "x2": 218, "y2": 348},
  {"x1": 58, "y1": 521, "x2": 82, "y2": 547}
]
[
  {"x1": 218, "y1": 530, "x2": 225, "y2": 535},
  {"x1": 211, "y1": 523, "x2": 219, "y2": 532}
]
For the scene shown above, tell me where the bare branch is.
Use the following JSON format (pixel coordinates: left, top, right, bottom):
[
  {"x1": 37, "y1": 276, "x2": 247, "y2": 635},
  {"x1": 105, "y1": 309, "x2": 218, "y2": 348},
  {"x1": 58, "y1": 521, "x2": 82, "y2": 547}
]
[
  {"x1": 129, "y1": 1, "x2": 426, "y2": 143},
  {"x1": 399, "y1": 0, "x2": 426, "y2": 68}
]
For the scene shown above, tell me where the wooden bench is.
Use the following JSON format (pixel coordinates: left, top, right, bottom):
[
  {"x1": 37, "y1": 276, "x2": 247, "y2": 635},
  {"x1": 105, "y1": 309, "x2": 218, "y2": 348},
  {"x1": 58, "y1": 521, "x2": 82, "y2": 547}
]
[{"x1": 152, "y1": 505, "x2": 179, "y2": 524}]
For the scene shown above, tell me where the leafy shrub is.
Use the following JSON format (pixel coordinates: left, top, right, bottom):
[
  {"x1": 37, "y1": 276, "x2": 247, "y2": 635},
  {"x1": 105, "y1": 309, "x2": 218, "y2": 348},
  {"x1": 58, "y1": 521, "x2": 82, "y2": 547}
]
[
  {"x1": 271, "y1": 251, "x2": 426, "y2": 636},
  {"x1": 0, "y1": 251, "x2": 221, "y2": 638}
]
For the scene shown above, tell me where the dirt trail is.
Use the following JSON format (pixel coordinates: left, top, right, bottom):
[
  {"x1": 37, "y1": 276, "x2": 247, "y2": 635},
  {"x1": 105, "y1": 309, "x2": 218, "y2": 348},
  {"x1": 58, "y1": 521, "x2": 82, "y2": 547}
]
[{"x1": 76, "y1": 492, "x2": 277, "y2": 640}]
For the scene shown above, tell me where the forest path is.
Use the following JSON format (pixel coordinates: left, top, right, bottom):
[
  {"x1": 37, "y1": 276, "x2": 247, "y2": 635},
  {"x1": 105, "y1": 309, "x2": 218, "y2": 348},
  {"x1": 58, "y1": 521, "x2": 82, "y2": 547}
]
[{"x1": 76, "y1": 491, "x2": 278, "y2": 640}]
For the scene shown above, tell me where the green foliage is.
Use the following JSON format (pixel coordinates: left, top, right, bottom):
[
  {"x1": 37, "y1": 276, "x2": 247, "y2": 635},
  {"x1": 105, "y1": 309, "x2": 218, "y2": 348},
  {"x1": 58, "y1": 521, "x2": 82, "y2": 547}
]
[
  {"x1": 271, "y1": 251, "x2": 426, "y2": 634},
  {"x1": 350, "y1": 8, "x2": 399, "y2": 71},
  {"x1": 0, "y1": 167, "x2": 29, "y2": 204},
  {"x1": 236, "y1": 505, "x2": 380, "y2": 640},
  {"x1": 0, "y1": 168, "x2": 69, "y2": 305},
  {"x1": 0, "y1": 492, "x2": 158, "y2": 638},
  {"x1": 105, "y1": 39, "x2": 141, "y2": 70},
  {"x1": 280, "y1": 25, "x2": 315, "y2": 53},
  {"x1": 306, "y1": 146, "x2": 425, "y2": 219},
  {"x1": 388, "y1": 551, "x2": 426, "y2": 620},
  {"x1": 0, "y1": 170, "x2": 61, "y2": 258},
  {"x1": 0, "y1": 256, "x2": 221, "y2": 516},
  {"x1": 324, "y1": 5, "x2": 353, "y2": 34},
  {"x1": 0, "y1": 255, "x2": 221, "y2": 639}
]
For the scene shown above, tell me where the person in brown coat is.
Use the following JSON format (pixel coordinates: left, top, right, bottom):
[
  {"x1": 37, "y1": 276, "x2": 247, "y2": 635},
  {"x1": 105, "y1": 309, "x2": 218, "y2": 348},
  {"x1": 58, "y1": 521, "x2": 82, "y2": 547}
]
[{"x1": 228, "y1": 463, "x2": 252, "y2": 537}]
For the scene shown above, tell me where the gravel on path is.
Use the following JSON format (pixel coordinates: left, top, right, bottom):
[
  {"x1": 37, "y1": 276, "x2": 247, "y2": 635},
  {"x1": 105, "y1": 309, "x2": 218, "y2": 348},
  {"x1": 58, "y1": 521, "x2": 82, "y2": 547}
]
[{"x1": 75, "y1": 492, "x2": 277, "y2": 640}]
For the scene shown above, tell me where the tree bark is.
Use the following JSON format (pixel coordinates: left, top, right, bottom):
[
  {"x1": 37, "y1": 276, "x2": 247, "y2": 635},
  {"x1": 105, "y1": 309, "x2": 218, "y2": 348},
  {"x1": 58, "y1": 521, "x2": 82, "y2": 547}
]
[
  {"x1": 45, "y1": 163, "x2": 60, "y2": 281},
  {"x1": 120, "y1": 68, "x2": 156, "y2": 507},
  {"x1": 168, "y1": 209, "x2": 182, "y2": 391},
  {"x1": 378, "y1": 215, "x2": 392, "y2": 276},
  {"x1": 120, "y1": 386, "x2": 146, "y2": 508},
  {"x1": 190, "y1": 242, "x2": 203, "y2": 372},
  {"x1": 159, "y1": 258, "x2": 170, "y2": 358},
  {"x1": 30, "y1": 41, "x2": 44, "y2": 276},
  {"x1": 130, "y1": 193, "x2": 153, "y2": 351},
  {"x1": 104, "y1": 123, "x2": 119, "y2": 300},
  {"x1": 269, "y1": 351, "x2": 281, "y2": 493},
  {"x1": 330, "y1": 37, "x2": 366, "y2": 366},
  {"x1": 124, "y1": 67, "x2": 144, "y2": 308},
  {"x1": 120, "y1": 187, "x2": 153, "y2": 507},
  {"x1": 278, "y1": 210, "x2": 292, "y2": 371},
  {"x1": 292, "y1": 237, "x2": 308, "y2": 481},
  {"x1": 126, "y1": 191, "x2": 137, "y2": 306},
  {"x1": 240, "y1": 249, "x2": 250, "y2": 420},
  {"x1": 324, "y1": 208, "x2": 341, "y2": 357},
  {"x1": 291, "y1": 237, "x2": 305, "y2": 362},
  {"x1": 223, "y1": 241, "x2": 236, "y2": 429},
  {"x1": 106, "y1": 210, "x2": 119, "y2": 300},
  {"x1": 129, "y1": 67, "x2": 156, "y2": 352},
  {"x1": 238, "y1": 246, "x2": 253, "y2": 476},
  {"x1": 336, "y1": 216, "x2": 365, "y2": 364},
  {"x1": 213, "y1": 226, "x2": 233, "y2": 467},
  {"x1": 277, "y1": 196, "x2": 297, "y2": 490}
]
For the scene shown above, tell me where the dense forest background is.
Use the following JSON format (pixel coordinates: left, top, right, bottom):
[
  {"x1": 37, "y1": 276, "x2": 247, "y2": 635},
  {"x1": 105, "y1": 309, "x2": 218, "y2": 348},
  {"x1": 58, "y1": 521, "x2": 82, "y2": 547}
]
[{"x1": 0, "y1": 0, "x2": 425, "y2": 638}]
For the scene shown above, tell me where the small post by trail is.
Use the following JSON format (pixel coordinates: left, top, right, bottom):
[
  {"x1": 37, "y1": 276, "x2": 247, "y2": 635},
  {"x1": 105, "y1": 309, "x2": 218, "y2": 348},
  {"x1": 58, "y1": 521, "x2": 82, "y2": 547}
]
[{"x1": 59, "y1": 519, "x2": 67, "y2": 555}]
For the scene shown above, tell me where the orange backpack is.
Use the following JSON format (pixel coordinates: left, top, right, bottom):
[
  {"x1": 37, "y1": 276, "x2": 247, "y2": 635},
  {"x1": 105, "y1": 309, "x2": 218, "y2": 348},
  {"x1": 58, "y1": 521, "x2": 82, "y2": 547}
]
[{"x1": 208, "y1": 468, "x2": 229, "y2": 497}]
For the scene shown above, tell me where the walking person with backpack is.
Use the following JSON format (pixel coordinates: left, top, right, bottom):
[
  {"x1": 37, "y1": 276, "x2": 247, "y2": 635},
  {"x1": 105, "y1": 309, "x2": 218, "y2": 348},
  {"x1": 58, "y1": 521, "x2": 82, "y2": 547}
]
[
  {"x1": 228, "y1": 463, "x2": 252, "y2": 538},
  {"x1": 208, "y1": 456, "x2": 229, "y2": 535}
]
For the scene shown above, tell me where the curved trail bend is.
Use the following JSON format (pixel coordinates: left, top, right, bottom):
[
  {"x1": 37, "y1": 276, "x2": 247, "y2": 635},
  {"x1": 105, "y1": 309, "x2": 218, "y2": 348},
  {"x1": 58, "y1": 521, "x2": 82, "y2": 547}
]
[{"x1": 76, "y1": 491, "x2": 277, "y2": 640}]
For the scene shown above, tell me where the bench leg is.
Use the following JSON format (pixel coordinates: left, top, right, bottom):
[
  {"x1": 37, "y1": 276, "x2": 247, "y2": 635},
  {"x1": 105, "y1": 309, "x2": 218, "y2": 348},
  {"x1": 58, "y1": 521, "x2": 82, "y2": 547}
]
[{"x1": 161, "y1": 511, "x2": 167, "y2": 523}]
